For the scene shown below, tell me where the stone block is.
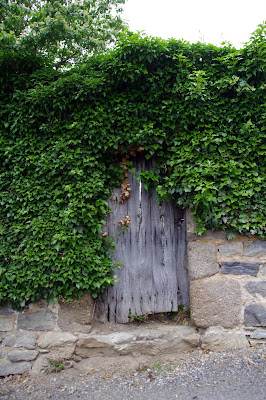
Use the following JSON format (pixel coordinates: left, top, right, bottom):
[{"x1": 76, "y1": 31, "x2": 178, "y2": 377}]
[
  {"x1": 0, "y1": 315, "x2": 15, "y2": 331},
  {"x1": 75, "y1": 336, "x2": 118, "y2": 358},
  {"x1": 244, "y1": 240, "x2": 266, "y2": 257},
  {"x1": 0, "y1": 304, "x2": 17, "y2": 315},
  {"x1": 17, "y1": 311, "x2": 56, "y2": 331},
  {"x1": 186, "y1": 211, "x2": 227, "y2": 241},
  {"x1": 38, "y1": 332, "x2": 77, "y2": 349},
  {"x1": 188, "y1": 242, "x2": 219, "y2": 280},
  {"x1": 75, "y1": 326, "x2": 200, "y2": 358},
  {"x1": 8, "y1": 350, "x2": 39, "y2": 362},
  {"x1": 249, "y1": 338, "x2": 266, "y2": 345},
  {"x1": 31, "y1": 355, "x2": 49, "y2": 374},
  {"x1": 245, "y1": 281, "x2": 266, "y2": 298},
  {"x1": 221, "y1": 262, "x2": 259, "y2": 276},
  {"x1": 202, "y1": 327, "x2": 249, "y2": 351},
  {"x1": 0, "y1": 348, "x2": 4, "y2": 358},
  {"x1": 200, "y1": 231, "x2": 227, "y2": 240},
  {"x1": 249, "y1": 329, "x2": 266, "y2": 339},
  {"x1": 244, "y1": 303, "x2": 266, "y2": 327},
  {"x1": 58, "y1": 294, "x2": 94, "y2": 333},
  {"x1": 3, "y1": 332, "x2": 38, "y2": 349},
  {"x1": 48, "y1": 346, "x2": 76, "y2": 361},
  {"x1": 190, "y1": 279, "x2": 242, "y2": 328},
  {"x1": 0, "y1": 333, "x2": 5, "y2": 343},
  {"x1": 31, "y1": 348, "x2": 75, "y2": 374},
  {"x1": 261, "y1": 264, "x2": 266, "y2": 276},
  {"x1": 0, "y1": 361, "x2": 31, "y2": 376},
  {"x1": 35, "y1": 300, "x2": 48, "y2": 309},
  {"x1": 218, "y1": 242, "x2": 243, "y2": 257}
]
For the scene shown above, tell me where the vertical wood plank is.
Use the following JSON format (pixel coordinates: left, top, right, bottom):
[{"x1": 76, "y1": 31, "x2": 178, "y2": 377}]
[{"x1": 95, "y1": 154, "x2": 189, "y2": 323}]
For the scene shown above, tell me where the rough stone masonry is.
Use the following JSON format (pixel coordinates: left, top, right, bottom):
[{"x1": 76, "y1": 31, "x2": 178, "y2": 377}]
[
  {"x1": 187, "y1": 211, "x2": 266, "y2": 340},
  {"x1": 0, "y1": 211, "x2": 265, "y2": 377}
]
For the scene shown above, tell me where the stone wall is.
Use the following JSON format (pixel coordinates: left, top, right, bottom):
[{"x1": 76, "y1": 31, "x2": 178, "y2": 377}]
[
  {"x1": 186, "y1": 211, "x2": 266, "y2": 345},
  {"x1": 0, "y1": 212, "x2": 265, "y2": 376},
  {"x1": 0, "y1": 298, "x2": 218, "y2": 377},
  {"x1": 0, "y1": 295, "x2": 94, "y2": 376}
]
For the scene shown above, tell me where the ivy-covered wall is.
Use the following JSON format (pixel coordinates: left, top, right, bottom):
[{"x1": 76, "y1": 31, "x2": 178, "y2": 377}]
[{"x1": 0, "y1": 27, "x2": 265, "y2": 308}]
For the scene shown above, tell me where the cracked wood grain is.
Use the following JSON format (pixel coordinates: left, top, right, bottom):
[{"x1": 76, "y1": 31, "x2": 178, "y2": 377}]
[{"x1": 96, "y1": 154, "x2": 189, "y2": 323}]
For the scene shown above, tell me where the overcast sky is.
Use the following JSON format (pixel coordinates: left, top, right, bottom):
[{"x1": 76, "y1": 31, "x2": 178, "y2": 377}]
[{"x1": 121, "y1": 0, "x2": 266, "y2": 48}]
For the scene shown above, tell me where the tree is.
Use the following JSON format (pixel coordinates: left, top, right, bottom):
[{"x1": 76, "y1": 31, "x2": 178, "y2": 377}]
[{"x1": 0, "y1": 0, "x2": 127, "y2": 67}]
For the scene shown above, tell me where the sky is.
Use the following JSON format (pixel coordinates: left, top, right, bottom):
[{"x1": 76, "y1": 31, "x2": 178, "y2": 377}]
[{"x1": 121, "y1": 0, "x2": 266, "y2": 48}]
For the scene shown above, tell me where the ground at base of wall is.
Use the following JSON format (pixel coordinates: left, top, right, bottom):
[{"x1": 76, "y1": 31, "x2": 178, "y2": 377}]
[
  {"x1": 1, "y1": 344, "x2": 266, "y2": 400},
  {"x1": 1, "y1": 320, "x2": 265, "y2": 377}
]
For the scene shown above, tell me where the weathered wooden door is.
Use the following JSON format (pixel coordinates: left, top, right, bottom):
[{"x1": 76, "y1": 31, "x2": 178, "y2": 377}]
[{"x1": 96, "y1": 154, "x2": 189, "y2": 323}]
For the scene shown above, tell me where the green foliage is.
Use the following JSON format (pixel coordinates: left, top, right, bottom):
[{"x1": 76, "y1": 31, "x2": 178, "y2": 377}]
[
  {"x1": 0, "y1": 25, "x2": 266, "y2": 308},
  {"x1": 0, "y1": 0, "x2": 127, "y2": 67},
  {"x1": 128, "y1": 311, "x2": 149, "y2": 322},
  {"x1": 48, "y1": 359, "x2": 65, "y2": 372}
]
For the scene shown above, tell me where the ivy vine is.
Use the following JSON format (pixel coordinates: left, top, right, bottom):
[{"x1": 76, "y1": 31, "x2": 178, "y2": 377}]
[{"x1": 0, "y1": 26, "x2": 265, "y2": 308}]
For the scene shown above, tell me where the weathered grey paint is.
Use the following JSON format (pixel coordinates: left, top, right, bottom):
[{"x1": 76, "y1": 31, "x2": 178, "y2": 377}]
[{"x1": 96, "y1": 155, "x2": 189, "y2": 323}]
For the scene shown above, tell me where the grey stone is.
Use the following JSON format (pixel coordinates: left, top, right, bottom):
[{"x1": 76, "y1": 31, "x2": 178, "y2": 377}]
[
  {"x1": 0, "y1": 361, "x2": 31, "y2": 376},
  {"x1": 245, "y1": 281, "x2": 266, "y2": 298},
  {"x1": 249, "y1": 330, "x2": 266, "y2": 339},
  {"x1": 3, "y1": 332, "x2": 38, "y2": 349},
  {"x1": 0, "y1": 333, "x2": 5, "y2": 343},
  {"x1": 17, "y1": 311, "x2": 56, "y2": 330},
  {"x1": 0, "y1": 348, "x2": 4, "y2": 358},
  {"x1": 190, "y1": 280, "x2": 242, "y2": 328},
  {"x1": 186, "y1": 211, "x2": 227, "y2": 241},
  {"x1": 186, "y1": 211, "x2": 197, "y2": 239},
  {"x1": 249, "y1": 338, "x2": 266, "y2": 345},
  {"x1": 75, "y1": 326, "x2": 200, "y2": 358},
  {"x1": 0, "y1": 304, "x2": 17, "y2": 315},
  {"x1": 8, "y1": 350, "x2": 39, "y2": 362},
  {"x1": 221, "y1": 262, "x2": 259, "y2": 276},
  {"x1": 188, "y1": 242, "x2": 219, "y2": 280},
  {"x1": 0, "y1": 315, "x2": 15, "y2": 331},
  {"x1": 31, "y1": 349, "x2": 75, "y2": 374},
  {"x1": 244, "y1": 303, "x2": 266, "y2": 327},
  {"x1": 31, "y1": 355, "x2": 50, "y2": 374},
  {"x1": 218, "y1": 242, "x2": 243, "y2": 257},
  {"x1": 244, "y1": 240, "x2": 266, "y2": 257},
  {"x1": 202, "y1": 327, "x2": 249, "y2": 351},
  {"x1": 75, "y1": 337, "x2": 120, "y2": 358},
  {"x1": 260, "y1": 264, "x2": 266, "y2": 276},
  {"x1": 38, "y1": 332, "x2": 77, "y2": 349},
  {"x1": 199, "y1": 231, "x2": 227, "y2": 240},
  {"x1": 35, "y1": 300, "x2": 48, "y2": 308},
  {"x1": 58, "y1": 294, "x2": 94, "y2": 333},
  {"x1": 48, "y1": 346, "x2": 76, "y2": 361}
]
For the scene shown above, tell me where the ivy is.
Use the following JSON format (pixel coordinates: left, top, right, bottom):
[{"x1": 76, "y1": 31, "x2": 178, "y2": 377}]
[{"x1": 0, "y1": 27, "x2": 266, "y2": 308}]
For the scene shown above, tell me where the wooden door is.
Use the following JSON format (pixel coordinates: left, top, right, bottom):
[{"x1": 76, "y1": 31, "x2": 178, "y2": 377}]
[{"x1": 96, "y1": 154, "x2": 189, "y2": 323}]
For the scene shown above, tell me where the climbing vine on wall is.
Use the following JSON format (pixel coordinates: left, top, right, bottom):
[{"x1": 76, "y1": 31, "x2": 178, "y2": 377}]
[{"x1": 0, "y1": 25, "x2": 265, "y2": 308}]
